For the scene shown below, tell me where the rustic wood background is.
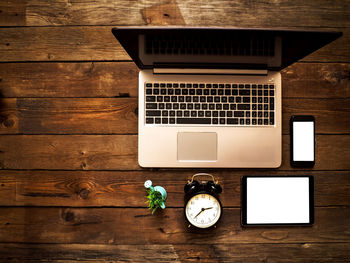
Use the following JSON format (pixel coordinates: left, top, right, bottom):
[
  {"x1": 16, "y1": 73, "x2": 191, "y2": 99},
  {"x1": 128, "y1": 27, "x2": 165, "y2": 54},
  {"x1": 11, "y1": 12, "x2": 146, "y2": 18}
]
[{"x1": 0, "y1": 0, "x2": 350, "y2": 262}]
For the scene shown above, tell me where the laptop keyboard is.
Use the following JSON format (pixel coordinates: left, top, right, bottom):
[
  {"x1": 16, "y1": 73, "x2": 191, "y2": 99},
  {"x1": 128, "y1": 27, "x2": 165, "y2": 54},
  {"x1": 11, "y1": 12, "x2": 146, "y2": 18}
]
[{"x1": 145, "y1": 83, "x2": 275, "y2": 126}]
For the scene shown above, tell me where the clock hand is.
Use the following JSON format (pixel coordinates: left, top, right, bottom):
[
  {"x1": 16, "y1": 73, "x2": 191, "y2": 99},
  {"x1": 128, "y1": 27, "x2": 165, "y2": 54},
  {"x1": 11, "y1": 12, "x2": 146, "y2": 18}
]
[
  {"x1": 194, "y1": 208, "x2": 205, "y2": 219},
  {"x1": 203, "y1": 207, "x2": 213, "y2": 211}
]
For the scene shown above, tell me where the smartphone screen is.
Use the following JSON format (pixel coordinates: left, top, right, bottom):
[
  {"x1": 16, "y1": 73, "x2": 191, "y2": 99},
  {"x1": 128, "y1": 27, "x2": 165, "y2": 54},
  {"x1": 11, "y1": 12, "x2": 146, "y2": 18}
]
[
  {"x1": 293, "y1": 121, "x2": 314, "y2": 161},
  {"x1": 290, "y1": 116, "x2": 315, "y2": 167}
]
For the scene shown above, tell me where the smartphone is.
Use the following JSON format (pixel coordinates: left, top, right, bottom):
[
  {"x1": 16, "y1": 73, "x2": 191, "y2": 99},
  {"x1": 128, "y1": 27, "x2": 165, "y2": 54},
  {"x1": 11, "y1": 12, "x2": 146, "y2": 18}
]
[{"x1": 290, "y1": 115, "x2": 315, "y2": 167}]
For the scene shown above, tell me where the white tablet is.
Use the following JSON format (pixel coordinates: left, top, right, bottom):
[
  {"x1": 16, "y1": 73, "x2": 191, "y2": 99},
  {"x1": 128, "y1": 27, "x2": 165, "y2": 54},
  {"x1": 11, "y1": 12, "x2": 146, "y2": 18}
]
[{"x1": 241, "y1": 176, "x2": 314, "y2": 226}]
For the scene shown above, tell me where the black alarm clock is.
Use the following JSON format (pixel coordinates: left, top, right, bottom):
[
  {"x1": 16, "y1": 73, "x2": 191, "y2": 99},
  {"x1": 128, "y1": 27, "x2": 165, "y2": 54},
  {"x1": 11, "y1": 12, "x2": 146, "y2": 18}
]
[{"x1": 184, "y1": 173, "x2": 223, "y2": 229}]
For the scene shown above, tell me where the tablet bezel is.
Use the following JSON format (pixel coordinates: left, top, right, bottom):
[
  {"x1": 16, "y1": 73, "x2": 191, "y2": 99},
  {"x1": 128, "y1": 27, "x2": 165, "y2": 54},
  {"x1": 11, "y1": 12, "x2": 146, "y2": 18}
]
[{"x1": 241, "y1": 175, "x2": 314, "y2": 226}]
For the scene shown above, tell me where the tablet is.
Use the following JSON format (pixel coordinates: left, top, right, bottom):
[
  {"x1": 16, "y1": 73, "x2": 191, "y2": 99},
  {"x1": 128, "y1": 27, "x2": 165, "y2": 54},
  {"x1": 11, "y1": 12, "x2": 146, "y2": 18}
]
[{"x1": 241, "y1": 176, "x2": 314, "y2": 226}]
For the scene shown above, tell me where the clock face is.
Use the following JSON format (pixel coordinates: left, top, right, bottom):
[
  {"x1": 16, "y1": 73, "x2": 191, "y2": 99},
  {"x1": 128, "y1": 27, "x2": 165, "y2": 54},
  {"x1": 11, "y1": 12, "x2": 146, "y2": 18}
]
[{"x1": 185, "y1": 193, "x2": 222, "y2": 228}]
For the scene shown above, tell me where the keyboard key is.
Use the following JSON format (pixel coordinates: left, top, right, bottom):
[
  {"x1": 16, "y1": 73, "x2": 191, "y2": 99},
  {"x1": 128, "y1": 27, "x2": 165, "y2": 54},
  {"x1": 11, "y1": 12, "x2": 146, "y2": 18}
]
[
  {"x1": 214, "y1": 96, "x2": 220, "y2": 102},
  {"x1": 206, "y1": 84, "x2": 212, "y2": 88},
  {"x1": 221, "y1": 97, "x2": 227, "y2": 103},
  {"x1": 245, "y1": 84, "x2": 250, "y2": 89},
  {"x1": 200, "y1": 84, "x2": 205, "y2": 88},
  {"x1": 236, "y1": 97, "x2": 241, "y2": 103},
  {"x1": 162, "y1": 118, "x2": 168, "y2": 124},
  {"x1": 159, "y1": 103, "x2": 164, "y2": 109},
  {"x1": 173, "y1": 83, "x2": 179, "y2": 88},
  {"x1": 157, "y1": 96, "x2": 163, "y2": 102},
  {"x1": 213, "y1": 111, "x2": 218, "y2": 117},
  {"x1": 213, "y1": 84, "x2": 218, "y2": 88},
  {"x1": 170, "y1": 118, "x2": 175, "y2": 124},
  {"x1": 191, "y1": 111, "x2": 197, "y2": 117},
  {"x1": 243, "y1": 97, "x2": 250, "y2": 103},
  {"x1": 225, "y1": 84, "x2": 231, "y2": 89},
  {"x1": 182, "y1": 89, "x2": 188, "y2": 95},
  {"x1": 205, "y1": 111, "x2": 211, "y2": 117},
  {"x1": 227, "y1": 118, "x2": 239, "y2": 124},
  {"x1": 193, "y1": 96, "x2": 199, "y2": 102},
  {"x1": 146, "y1": 83, "x2": 152, "y2": 87},
  {"x1": 211, "y1": 89, "x2": 217, "y2": 95},
  {"x1": 230, "y1": 104, "x2": 236, "y2": 110},
  {"x1": 200, "y1": 96, "x2": 206, "y2": 102},
  {"x1": 225, "y1": 89, "x2": 231, "y2": 95},
  {"x1": 258, "y1": 119, "x2": 263, "y2": 125},
  {"x1": 269, "y1": 84, "x2": 275, "y2": 89},
  {"x1": 179, "y1": 96, "x2": 184, "y2": 102},
  {"x1": 180, "y1": 83, "x2": 185, "y2": 88},
  {"x1": 146, "y1": 118, "x2": 154, "y2": 124},
  {"x1": 162, "y1": 111, "x2": 168, "y2": 117},
  {"x1": 146, "y1": 110, "x2": 161, "y2": 116},
  {"x1": 146, "y1": 89, "x2": 152, "y2": 94},
  {"x1": 219, "y1": 84, "x2": 225, "y2": 89},
  {"x1": 234, "y1": 111, "x2": 244, "y2": 117},
  {"x1": 166, "y1": 103, "x2": 172, "y2": 109},
  {"x1": 246, "y1": 111, "x2": 250, "y2": 117},
  {"x1": 175, "y1": 89, "x2": 181, "y2": 95},
  {"x1": 207, "y1": 96, "x2": 213, "y2": 102},
  {"x1": 146, "y1": 103, "x2": 157, "y2": 109},
  {"x1": 188, "y1": 104, "x2": 194, "y2": 110},
  {"x1": 189, "y1": 89, "x2": 195, "y2": 95},
  {"x1": 164, "y1": 96, "x2": 170, "y2": 102},
  {"x1": 232, "y1": 89, "x2": 238, "y2": 95},
  {"x1": 167, "y1": 83, "x2": 172, "y2": 88},
  {"x1": 154, "y1": 89, "x2": 159, "y2": 95},
  {"x1": 270, "y1": 90, "x2": 274, "y2": 96},
  {"x1": 216, "y1": 104, "x2": 222, "y2": 110},
  {"x1": 155, "y1": 118, "x2": 161, "y2": 124},
  {"x1": 173, "y1": 103, "x2": 179, "y2": 109},
  {"x1": 252, "y1": 119, "x2": 257, "y2": 125},
  {"x1": 184, "y1": 111, "x2": 190, "y2": 117},
  {"x1": 193, "y1": 84, "x2": 198, "y2": 88},
  {"x1": 223, "y1": 104, "x2": 229, "y2": 110},
  {"x1": 202, "y1": 104, "x2": 208, "y2": 110},
  {"x1": 237, "y1": 104, "x2": 250, "y2": 110},
  {"x1": 186, "y1": 96, "x2": 192, "y2": 102},
  {"x1": 264, "y1": 119, "x2": 269, "y2": 125},
  {"x1": 196, "y1": 89, "x2": 202, "y2": 95},
  {"x1": 246, "y1": 119, "x2": 250, "y2": 125},
  {"x1": 227, "y1": 111, "x2": 233, "y2": 117},
  {"x1": 212, "y1": 118, "x2": 218, "y2": 124},
  {"x1": 204, "y1": 89, "x2": 209, "y2": 95},
  {"x1": 146, "y1": 96, "x2": 156, "y2": 102},
  {"x1": 240, "y1": 119, "x2": 245, "y2": 125},
  {"x1": 176, "y1": 111, "x2": 182, "y2": 117},
  {"x1": 198, "y1": 111, "x2": 204, "y2": 117},
  {"x1": 195, "y1": 103, "x2": 200, "y2": 110},
  {"x1": 169, "y1": 111, "x2": 175, "y2": 117},
  {"x1": 220, "y1": 111, "x2": 225, "y2": 117},
  {"x1": 218, "y1": 89, "x2": 224, "y2": 95},
  {"x1": 229, "y1": 97, "x2": 235, "y2": 103},
  {"x1": 177, "y1": 118, "x2": 211, "y2": 124},
  {"x1": 161, "y1": 89, "x2": 167, "y2": 95},
  {"x1": 187, "y1": 84, "x2": 192, "y2": 88},
  {"x1": 220, "y1": 119, "x2": 226, "y2": 124}
]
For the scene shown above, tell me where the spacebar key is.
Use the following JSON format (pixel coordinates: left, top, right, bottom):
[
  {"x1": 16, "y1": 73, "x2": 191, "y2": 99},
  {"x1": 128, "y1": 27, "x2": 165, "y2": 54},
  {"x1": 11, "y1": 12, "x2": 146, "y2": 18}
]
[{"x1": 176, "y1": 118, "x2": 211, "y2": 124}]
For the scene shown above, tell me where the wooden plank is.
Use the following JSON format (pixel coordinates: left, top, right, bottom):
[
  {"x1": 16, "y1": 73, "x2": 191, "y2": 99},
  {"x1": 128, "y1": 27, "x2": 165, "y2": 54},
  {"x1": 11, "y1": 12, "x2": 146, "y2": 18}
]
[
  {"x1": 1, "y1": 62, "x2": 349, "y2": 99},
  {"x1": 0, "y1": 135, "x2": 139, "y2": 170},
  {"x1": 0, "y1": 170, "x2": 349, "y2": 207},
  {"x1": 0, "y1": 26, "x2": 348, "y2": 62},
  {"x1": 0, "y1": 97, "x2": 349, "y2": 135},
  {"x1": 0, "y1": 27, "x2": 129, "y2": 62},
  {"x1": 0, "y1": 135, "x2": 349, "y2": 170},
  {"x1": 0, "y1": 207, "x2": 349, "y2": 244},
  {"x1": 1, "y1": 0, "x2": 349, "y2": 27},
  {"x1": 0, "y1": 62, "x2": 139, "y2": 98},
  {"x1": 0, "y1": 243, "x2": 350, "y2": 262}
]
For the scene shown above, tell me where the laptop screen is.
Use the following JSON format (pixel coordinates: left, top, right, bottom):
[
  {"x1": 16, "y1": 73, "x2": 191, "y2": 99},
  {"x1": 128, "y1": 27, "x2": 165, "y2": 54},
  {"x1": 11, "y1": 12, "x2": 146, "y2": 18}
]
[{"x1": 112, "y1": 27, "x2": 342, "y2": 70}]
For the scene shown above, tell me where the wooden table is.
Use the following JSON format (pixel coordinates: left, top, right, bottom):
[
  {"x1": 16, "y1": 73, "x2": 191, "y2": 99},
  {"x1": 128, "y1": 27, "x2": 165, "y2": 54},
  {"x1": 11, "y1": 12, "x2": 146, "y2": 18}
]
[{"x1": 0, "y1": 1, "x2": 349, "y2": 262}]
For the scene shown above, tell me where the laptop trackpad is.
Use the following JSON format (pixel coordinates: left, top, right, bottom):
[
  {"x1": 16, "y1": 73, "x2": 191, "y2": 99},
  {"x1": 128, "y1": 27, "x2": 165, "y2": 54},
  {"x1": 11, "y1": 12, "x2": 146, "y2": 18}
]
[{"x1": 177, "y1": 132, "x2": 217, "y2": 161}]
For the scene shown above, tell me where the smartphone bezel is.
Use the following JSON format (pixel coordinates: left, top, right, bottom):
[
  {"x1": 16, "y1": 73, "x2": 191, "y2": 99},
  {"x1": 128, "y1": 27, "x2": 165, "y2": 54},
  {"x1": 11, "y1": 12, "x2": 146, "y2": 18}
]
[{"x1": 290, "y1": 115, "x2": 315, "y2": 168}]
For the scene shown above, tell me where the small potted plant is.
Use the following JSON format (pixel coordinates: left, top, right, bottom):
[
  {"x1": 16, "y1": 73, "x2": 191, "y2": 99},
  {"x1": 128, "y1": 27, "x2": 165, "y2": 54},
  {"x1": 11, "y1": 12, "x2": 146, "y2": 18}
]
[{"x1": 144, "y1": 180, "x2": 167, "y2": 214}]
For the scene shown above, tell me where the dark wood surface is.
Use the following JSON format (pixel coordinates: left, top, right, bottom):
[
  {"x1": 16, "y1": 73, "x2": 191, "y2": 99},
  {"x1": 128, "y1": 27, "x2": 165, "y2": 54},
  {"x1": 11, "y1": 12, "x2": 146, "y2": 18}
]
[{"x1": 0, "y1": 1, "x2": 349, "y2": 262}]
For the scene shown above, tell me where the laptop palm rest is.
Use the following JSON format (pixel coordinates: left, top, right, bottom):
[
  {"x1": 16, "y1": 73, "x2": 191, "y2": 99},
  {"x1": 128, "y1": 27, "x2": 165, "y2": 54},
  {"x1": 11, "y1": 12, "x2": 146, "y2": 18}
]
[{"x1": 177, "y1": 132, "x2": 217, "y2": 161}]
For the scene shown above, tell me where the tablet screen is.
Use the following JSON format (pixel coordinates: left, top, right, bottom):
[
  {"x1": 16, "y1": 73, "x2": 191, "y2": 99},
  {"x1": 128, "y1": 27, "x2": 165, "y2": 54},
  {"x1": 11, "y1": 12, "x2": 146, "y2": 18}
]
[{"x1": 242, "y1": 176, "x2": 314, "y2": 225}]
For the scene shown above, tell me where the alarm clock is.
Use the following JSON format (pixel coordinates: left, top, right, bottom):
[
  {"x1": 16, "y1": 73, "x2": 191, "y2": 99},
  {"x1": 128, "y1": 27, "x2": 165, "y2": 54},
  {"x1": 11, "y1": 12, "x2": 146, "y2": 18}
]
[{"x1": 184, "y1": 173, "x2": 223, "y2": 229}]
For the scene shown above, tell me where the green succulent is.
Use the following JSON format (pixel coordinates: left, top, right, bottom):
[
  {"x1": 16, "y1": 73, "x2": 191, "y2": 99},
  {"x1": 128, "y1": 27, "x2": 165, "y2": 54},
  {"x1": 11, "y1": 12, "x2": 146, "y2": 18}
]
[{"x1": 145, "y1": 187, "x2": 166, "y2": 214}]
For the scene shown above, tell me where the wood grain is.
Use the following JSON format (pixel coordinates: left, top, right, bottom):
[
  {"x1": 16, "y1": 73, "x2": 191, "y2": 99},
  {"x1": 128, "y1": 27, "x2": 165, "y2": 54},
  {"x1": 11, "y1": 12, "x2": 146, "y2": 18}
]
[
  {"x1": 0, "y1": 97, "x2": 349, "y2": 135},
  {"x1": 1, "y1": 62, "x2": 349, "y2": 99},
  {"x1": 0, "y1": 243, "x2": 350, "y2": 263},
  {"x1": 0, "y1": 135, "x2": 349, "y2": 170},
  {"x1": 0, "y1": 207, "x2": 349, "y2": 244},
  {"x1": 0, "y1": 170, "x2": 349, "y2": 207},
  {"x1": 1, "y1": 0, "x2": 349, "y2": 27},
  {"x1": 0, "y1": 26, "x2": 348, "y2": 62}
]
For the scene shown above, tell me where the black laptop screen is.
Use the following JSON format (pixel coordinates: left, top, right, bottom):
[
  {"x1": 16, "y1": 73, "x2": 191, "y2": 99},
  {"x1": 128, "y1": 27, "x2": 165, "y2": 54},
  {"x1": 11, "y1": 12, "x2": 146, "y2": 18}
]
[{"x1": 112, "y1": 27, "x2": 342, "y2": 70}]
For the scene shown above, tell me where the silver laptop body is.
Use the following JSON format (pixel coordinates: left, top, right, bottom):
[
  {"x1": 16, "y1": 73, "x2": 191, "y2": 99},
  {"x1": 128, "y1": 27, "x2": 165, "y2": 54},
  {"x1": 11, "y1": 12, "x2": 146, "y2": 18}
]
[{"x1": 112, "y1": 27, "x2": 341, "y2": 168}]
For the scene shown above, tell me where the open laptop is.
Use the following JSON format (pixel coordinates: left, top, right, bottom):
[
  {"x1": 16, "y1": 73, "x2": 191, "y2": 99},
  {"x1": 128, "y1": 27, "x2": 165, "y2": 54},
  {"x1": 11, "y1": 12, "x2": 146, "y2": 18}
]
[{"x1": 112, "y1": 27, "x2": 341, "y2": 168}]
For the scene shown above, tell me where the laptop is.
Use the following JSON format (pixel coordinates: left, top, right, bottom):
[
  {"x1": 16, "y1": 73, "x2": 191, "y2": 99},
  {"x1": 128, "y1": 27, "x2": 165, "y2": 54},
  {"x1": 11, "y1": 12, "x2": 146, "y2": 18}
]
[{"x1": 112, "y1": 27, "x2": 341, "y2": 168}]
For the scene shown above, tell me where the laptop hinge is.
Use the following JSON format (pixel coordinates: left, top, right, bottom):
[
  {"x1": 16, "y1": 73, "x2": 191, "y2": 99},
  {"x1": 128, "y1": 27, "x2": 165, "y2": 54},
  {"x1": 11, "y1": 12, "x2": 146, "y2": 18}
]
[{"x1": 153, "y1": 68, "x2": 268, "y2": 75}]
